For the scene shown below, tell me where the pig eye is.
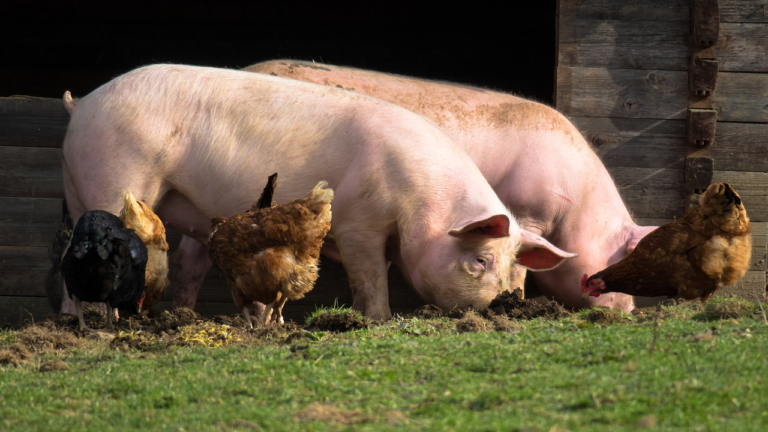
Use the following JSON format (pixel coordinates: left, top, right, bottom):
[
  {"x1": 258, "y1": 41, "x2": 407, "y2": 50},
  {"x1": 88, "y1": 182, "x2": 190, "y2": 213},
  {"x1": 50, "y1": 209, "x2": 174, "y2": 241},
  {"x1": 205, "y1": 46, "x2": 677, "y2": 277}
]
[{"x1": 476, "y1": 257, "x2": 487, "y2": 268}]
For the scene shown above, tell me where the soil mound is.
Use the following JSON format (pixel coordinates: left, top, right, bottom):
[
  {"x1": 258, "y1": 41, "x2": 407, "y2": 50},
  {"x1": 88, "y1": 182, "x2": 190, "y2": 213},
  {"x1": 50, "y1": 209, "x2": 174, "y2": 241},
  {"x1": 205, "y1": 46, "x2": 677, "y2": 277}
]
[{"x1": 485, "y1": 289, "x2": 570, "y2": 320}]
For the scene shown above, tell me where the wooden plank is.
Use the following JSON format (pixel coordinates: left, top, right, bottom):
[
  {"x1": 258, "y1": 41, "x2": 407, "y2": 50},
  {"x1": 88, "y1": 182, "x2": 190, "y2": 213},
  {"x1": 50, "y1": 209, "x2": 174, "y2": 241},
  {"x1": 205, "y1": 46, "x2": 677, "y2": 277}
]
[
  {"x1": 0, "y1": 296, "x2": 56, "y2": 328},
  {"x1": 570, "y1": 117, "x2": 768, "y2": 171},
  {"x1": 0, "y1": 225, "x2": 62, "y2": 248},
  {"x1": 608, "y1": 166, "x2": 686, "y2": 220},
  {"x1": 0, "y1": 267, "x2": 48, "y2": 297},
  {"x1": 716, "y1": 72, "x2": 768, "y2": 122},
  {"x1": 557, "y1": 66, "x2": 688, "y2": 120},
  {"x1": 559, "y1": 18, "x2": 689, "y2": 70},
  {"x1": 717, "y1": 23, "x2": 768, "y2": 72},
  {"x1": 559, "y1": 20, "x2": 768, "y2": 72},
  {"x1": 713, "y1": 123, "x2": 768, "y2": 172},
  {"x1": 0, "y1": 96, "x2": 70, "y2": 119},
  {"x1": 718, "y1": 270, "x2": 765, "y2": 299},
  {"x1": 558, "y1": 1, "x2": 765, "y2": 24},
  {"x1": 748, "y1": 222, "x2": 768, "y2": 272},
  {"x1": 0, "y1": 147, "x2": 63, "y2": 198},
  {"x1": 0, "y1": 246, "x2": 50, "y2": 268},
  {"x1": 571, "y1": 117, "x2": 688, "y2": 169},
  {"x1": 711, "y1": 170, "x2": 768, "y2": 198},
  {"x1": 720, "y1": 0, "x2": 768, "y2": 23},
  {"x1": 558, "y1": 0, "x2": 688, "y2": 21},
  {"x1": 0, "y1": 97, "x2": 69, "y2": 148},
  {"x1": 610, "y1": 167, "x2": 766, "y2": 221},
  {"x1": 0, "y1": 197, "x2": 61, "y2": 224},
  {"x1": 558, "y1": 66, "x2": 768, "y2": 123}
]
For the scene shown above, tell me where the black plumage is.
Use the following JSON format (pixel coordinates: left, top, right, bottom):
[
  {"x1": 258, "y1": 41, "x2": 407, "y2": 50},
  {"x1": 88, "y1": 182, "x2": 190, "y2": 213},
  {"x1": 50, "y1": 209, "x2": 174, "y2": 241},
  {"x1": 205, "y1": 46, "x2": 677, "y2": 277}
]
[{"x1": 62, "y1": 210, "x2": 148, "y2": 329}]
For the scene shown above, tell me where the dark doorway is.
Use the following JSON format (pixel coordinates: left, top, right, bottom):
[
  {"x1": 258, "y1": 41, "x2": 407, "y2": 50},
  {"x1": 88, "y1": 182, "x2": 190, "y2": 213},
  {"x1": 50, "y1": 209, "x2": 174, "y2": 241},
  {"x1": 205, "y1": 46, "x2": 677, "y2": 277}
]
[{"x1": 1, "y1": 1, "x2": 556, "y2": 103}]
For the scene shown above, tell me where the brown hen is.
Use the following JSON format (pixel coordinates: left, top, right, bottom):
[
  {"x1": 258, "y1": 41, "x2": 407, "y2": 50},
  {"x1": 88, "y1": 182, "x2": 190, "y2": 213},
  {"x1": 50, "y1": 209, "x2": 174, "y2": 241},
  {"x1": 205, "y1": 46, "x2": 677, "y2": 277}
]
[
  {"x1": 208, "y1": 177, "x2": 333, "y2": 327},
  {"x1": 119, "y1": 189, "x2": 170, "y2": 311},
  {"x1": 581, "y1": 182, "x2": 751, "y2": 302}
]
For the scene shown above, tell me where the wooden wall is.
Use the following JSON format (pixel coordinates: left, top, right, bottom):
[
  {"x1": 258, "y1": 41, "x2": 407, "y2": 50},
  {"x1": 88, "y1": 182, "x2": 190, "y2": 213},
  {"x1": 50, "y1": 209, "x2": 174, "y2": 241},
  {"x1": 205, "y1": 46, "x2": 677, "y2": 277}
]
[
  {"x1": 0, "y1": 96, "x2": 423, "y2": 327},
  {"x1": 556, "y1": 0, "x2": 768, "y2": 298}
]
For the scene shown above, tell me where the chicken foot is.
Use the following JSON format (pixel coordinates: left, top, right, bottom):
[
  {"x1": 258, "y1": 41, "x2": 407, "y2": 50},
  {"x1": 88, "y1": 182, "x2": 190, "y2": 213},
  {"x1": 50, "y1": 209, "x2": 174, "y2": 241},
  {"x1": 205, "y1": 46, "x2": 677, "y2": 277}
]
[{"x1": 74, "y1": 295, "x2": 87, "y2": 331}]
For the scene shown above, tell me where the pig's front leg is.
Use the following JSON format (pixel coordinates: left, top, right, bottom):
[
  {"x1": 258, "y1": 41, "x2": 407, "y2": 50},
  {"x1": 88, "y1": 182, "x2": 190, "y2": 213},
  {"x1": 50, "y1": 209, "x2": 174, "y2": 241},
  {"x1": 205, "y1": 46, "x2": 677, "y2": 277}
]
[
  {"x1": 337, "y1": 233, "x2": 392, "y2": 321},
  {"x1": 172, "y1": 235, "x2": 213, "y2": 309}
]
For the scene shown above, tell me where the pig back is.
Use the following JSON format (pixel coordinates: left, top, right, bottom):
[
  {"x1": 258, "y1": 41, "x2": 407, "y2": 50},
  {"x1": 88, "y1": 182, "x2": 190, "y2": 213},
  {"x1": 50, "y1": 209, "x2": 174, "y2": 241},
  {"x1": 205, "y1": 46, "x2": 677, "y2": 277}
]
[{"x1": 62, "y1": 64, "x2": 504, "y2": 233}]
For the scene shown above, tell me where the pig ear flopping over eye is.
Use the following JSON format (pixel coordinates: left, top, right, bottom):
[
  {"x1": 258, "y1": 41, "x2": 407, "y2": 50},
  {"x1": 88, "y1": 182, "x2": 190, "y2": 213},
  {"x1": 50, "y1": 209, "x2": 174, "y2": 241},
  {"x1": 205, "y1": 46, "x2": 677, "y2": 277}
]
[
  {"x1": 449, "y1": 214, "x2": 510, "y2": 238},
  {"x1": 516, "y1": 229, "x2": 578, "y2": 271}
]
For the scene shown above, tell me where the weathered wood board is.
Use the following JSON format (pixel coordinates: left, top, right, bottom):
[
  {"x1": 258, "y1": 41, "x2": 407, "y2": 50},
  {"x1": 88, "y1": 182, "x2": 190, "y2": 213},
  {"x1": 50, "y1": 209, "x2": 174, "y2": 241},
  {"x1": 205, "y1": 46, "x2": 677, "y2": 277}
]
[
  {"x1": 571, "y1": 117, "x2": 768, "y2": 172},
  {"x1": 559, "y1": 0, "x2": 767, "y2": 24},
  {"x1": 559, "y1": 20, "x2": 768, "y2": 72},
  {"x1": 557, "y1": 66, "x2": 768, "y2": 123}
]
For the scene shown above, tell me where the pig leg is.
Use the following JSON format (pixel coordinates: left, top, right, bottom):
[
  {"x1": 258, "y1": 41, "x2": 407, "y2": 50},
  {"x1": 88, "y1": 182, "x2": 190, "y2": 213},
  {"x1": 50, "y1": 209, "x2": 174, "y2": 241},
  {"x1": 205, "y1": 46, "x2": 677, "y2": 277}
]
[
  {"x1": 171, "y1": 235, "x2": 213, "y2": 309},
  {"x1": 336, "y1": 233, "x2": 391, "y2": 321}
]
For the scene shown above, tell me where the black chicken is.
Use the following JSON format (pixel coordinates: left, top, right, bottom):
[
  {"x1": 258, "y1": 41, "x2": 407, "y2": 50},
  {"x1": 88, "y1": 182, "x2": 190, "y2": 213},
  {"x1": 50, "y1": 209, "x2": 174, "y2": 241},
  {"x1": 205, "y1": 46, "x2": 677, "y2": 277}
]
[{"x1": 62, "y1": 210, "x2": 148, "y2": 330}]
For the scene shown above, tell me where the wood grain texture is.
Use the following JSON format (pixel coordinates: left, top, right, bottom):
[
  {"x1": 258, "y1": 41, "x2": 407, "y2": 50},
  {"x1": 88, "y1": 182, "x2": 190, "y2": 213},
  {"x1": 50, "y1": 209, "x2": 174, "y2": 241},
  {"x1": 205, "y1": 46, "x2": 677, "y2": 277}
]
[
  {"x1": 559, "y1": 0, "x2": 765, "y2": 24},
  {"x1": 0, "y1": 98, "x2": 69, "y2": 148},
  {"x1": 570, "y1": 117, "x2": 768, "y2": 171},
  {"x1": 559, "y1": 18, "x2": 690, "y2": 70},
  {"x1": 557, "y1": 66, "x2": 688, "y2": 120},
  {"x1": 558, "y1": 0, "x2": 688, "y2": 21},
  {"x1": 557, "y1": 9, "x2": 768, "y2": 72},
  {"x1": 558, "y1": 66, "x2": 768, "y2": 123},
  {"x1": 607, "y1": 166, "x2": 686, "y2": 220},
  {"x1": 718, "y1": 271, "x2": 766, "y2": 299},
  {"x1": 719, "y1": 0, "x2": 768, "y2": 23},
  {"x1": 0, "y1": 147, "x2": 63, "y2": 198}
]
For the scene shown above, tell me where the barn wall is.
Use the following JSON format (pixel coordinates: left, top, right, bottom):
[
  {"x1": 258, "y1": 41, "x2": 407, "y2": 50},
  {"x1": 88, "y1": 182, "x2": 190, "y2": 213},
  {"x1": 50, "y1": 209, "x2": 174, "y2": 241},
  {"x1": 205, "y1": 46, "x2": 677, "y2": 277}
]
[
  {"x1": 0, "y1": 96, "x2": 423, "y2": 327},
  {"x1": 556, "y1": 0, "x2": 768, "y2": 298}
]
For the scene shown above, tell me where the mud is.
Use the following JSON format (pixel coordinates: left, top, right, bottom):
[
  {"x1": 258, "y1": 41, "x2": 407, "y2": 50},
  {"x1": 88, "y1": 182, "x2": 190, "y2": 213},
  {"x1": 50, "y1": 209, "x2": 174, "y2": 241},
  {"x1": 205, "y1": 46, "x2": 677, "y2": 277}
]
[
  {"x1": 410, "y1": 304, "x2": 444, "y2": 319},
  {"x1": 456, "y1": 310, "x2": 492, "y2": 333},
  {"x1": 305, "y1": 309, "x2": 371, "y2": 332},
  {"x1": 485, "y1": 289, "x2": 571, "y2": 320}
]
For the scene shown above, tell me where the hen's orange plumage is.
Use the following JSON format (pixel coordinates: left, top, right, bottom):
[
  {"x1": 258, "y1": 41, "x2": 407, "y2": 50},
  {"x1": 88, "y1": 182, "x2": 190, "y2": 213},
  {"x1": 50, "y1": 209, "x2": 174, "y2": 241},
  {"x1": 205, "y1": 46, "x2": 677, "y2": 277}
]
[
  {"x1": 208, "y1": 177, "x2": 333, "y2": 326},
  {"x1": 581, "y1": 182, "x2": 751, "y2": 302},
  {"x1": 119, "y1": 190, "x2": 170, "y2": 311}
]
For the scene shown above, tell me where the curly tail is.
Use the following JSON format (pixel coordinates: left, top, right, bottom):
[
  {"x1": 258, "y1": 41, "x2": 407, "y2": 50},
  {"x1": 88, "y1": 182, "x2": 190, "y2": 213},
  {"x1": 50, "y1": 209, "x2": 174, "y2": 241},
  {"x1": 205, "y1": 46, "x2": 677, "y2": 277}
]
[{"x1": 63, "y1": 91, "x2": 77, "y2": 115}]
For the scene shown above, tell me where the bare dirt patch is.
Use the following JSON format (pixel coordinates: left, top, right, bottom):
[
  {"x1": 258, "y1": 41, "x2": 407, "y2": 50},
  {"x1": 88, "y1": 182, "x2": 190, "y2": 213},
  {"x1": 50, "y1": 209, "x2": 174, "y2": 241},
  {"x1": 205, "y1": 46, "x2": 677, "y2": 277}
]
[
  {"x1": 456, "y1": 310, "x2": 492, "y2": 333},
  {"x1": 485, "y1": 289, "x2": 571, "y2": 320},
  {"x1": 295, "y1": 403, "x2": 372, "y2": 425},
  {"x1": 410, "y1": 304, "x2": 444, "y2": 319},
  {"x1": 306, "y1": 309, "x2": 371, "y2": 332}
]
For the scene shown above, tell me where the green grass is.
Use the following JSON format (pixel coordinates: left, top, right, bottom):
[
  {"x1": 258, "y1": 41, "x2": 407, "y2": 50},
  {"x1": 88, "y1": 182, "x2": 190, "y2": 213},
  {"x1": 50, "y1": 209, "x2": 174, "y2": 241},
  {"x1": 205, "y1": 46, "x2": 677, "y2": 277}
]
[{"x1": 2, "y1": 299, "x2": 768, "y2": 431}]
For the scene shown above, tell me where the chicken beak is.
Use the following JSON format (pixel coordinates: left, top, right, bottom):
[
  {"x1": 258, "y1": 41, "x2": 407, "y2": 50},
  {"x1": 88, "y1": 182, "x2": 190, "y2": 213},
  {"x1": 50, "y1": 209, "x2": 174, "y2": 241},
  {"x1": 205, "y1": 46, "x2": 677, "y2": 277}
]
[{"x1": 581, "y1": 290, "x2": 592, "y2": 300}]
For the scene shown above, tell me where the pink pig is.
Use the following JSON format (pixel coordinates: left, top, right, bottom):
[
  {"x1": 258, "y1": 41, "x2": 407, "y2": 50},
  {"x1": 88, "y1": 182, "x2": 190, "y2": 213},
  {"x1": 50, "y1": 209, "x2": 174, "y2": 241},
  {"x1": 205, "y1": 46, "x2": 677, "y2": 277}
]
[
  {"x1": 244, "y1": 60, "x2": 659, "y2": 312},
  {"x1": 60, "y1": 64, "x2": 574, "y2": 320}
]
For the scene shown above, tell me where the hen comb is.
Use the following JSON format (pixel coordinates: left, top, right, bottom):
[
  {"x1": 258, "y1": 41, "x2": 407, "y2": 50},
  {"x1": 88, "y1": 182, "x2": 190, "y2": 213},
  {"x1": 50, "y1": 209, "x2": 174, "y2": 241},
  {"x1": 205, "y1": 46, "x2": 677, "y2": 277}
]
[{"x1": 580, "y1": 273, "x2": 589, "y2": 292}]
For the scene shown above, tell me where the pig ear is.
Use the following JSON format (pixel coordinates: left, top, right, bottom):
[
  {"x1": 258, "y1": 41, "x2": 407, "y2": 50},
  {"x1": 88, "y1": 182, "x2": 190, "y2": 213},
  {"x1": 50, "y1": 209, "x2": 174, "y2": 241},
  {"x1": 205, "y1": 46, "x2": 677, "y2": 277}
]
[
  {"x1": 517, "y1": 229, "x2": 578, "y2": 271},
  {"x1": 449, "y1": 214, "x2": 510, "y2": 238}
]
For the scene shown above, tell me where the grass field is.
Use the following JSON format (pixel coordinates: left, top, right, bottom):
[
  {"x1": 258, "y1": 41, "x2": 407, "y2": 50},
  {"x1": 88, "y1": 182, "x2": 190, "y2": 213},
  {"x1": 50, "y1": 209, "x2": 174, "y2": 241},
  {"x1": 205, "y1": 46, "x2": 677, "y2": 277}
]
[{"x1": 1, "y1": 297, "x2": 767, "y2": 431}]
